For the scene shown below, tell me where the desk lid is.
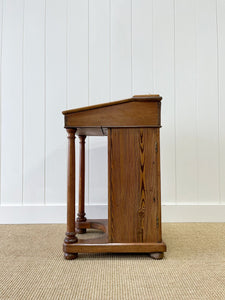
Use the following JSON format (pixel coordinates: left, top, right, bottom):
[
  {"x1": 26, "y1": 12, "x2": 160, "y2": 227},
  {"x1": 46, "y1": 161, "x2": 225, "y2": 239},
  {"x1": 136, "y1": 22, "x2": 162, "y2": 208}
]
[{"x1": 62, "y1": 94, "x2": 161, "y2": 115}]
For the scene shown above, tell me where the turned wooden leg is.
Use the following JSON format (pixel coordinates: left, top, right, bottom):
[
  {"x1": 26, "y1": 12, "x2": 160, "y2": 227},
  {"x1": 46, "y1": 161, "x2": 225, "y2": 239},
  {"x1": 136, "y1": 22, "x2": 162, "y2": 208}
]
[
  {"x1": 64, "y1": 128, "x2": 78, "y2": 260},
  {"x1": 149, "y1": 252, "x2": 164, "y2": 260},
  {"x1": 76, "y1": 135, "x2": 87, "y2": 234}
]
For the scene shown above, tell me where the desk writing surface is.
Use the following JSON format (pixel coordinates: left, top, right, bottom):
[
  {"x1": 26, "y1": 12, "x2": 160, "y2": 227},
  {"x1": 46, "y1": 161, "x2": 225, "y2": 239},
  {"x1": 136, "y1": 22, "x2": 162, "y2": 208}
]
[{"x1": 62, "y1": 95, "x2": 162, "y2": 136}]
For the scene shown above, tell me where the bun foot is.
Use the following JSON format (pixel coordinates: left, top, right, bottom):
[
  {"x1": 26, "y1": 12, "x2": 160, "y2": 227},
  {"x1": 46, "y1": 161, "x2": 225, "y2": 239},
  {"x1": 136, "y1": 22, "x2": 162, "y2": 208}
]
[
  {"x1": 64, "y1": 252, "x2": 78, "y2": 260},
  {"x1": 76, "y1": 228, "x2": 86, "y2": 234},
  {"x1": 149, "y1": 252, "x2": 164, "y2": 260}
]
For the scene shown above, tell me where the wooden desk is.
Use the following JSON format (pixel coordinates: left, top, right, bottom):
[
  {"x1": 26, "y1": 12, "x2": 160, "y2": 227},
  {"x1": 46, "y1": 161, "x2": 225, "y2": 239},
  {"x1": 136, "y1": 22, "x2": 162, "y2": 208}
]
[{"x1": 62, "y1": 95, "x2": 166, "y2": 259}]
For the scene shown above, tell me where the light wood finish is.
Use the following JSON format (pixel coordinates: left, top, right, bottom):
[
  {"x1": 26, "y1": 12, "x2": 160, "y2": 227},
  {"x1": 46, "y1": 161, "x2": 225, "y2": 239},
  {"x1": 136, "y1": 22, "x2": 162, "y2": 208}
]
[
  {"x1": 64, "y1": 128, "x2": 78, "y2": 260},
  {"x1": 76, "y1": 135, "x2": 87, "y2": 234},
  {"x1": 62, "y1": 95, "x2": 166, "y2": 259}
]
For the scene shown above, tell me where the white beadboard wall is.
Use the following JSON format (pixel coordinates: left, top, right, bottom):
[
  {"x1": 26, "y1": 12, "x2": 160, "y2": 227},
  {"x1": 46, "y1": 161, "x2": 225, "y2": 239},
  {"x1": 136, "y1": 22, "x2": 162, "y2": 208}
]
[{"x1": 0, "y1": 0, "x2": 225, "y2": 223}]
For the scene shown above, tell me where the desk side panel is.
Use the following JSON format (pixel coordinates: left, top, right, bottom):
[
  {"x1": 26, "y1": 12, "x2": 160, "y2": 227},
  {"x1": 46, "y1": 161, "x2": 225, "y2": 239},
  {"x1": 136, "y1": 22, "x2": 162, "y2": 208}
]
[{"x1": 108, "y1": 128, "x2": 162, "y2": 243}]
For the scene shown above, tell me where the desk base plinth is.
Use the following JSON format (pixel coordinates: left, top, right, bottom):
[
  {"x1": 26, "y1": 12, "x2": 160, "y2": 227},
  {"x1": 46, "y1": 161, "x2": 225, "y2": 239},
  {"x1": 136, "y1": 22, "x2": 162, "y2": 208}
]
[{"x1": 63, "y1": 219, "x2": 166, "y2": 259}]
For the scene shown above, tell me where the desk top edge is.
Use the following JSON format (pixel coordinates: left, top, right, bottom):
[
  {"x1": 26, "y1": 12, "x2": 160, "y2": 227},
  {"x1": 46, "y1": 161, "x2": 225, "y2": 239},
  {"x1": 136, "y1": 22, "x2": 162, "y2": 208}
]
[{"x1": 62, "y1": 95, "x2": 162, "y2": 115}]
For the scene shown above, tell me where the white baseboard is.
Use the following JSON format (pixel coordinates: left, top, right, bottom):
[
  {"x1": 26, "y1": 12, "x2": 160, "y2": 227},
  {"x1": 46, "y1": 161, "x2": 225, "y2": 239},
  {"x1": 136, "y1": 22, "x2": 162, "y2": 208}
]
[
  {"x1": 0, "y1": 204, "x2": 224, "y2": 224},
  {"x1": 162, "y1": 204, "x2": 225, "y2": 222},
  {"x1": 0, "y1": 204, "x2": 107, "y2": 224}
]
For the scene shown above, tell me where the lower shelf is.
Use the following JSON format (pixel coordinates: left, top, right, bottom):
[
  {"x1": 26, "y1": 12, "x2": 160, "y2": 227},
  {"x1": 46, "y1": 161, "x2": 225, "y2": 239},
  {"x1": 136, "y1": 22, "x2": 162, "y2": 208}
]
[{"x1": 64, "y1": 219, "x2": 167, "y2": 255}]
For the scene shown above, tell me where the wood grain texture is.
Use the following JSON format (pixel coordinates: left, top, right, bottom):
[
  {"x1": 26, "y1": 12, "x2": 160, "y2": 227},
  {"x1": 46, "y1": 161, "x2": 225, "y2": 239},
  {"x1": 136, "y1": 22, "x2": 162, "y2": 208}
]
[
  {"x1": 63, "y1": 241, "x2": 166, "y2": 253},
  {"x1": 108, "y1": 128, "x2": 162, "y2": 243},
  {"x1": 63, "y1": 95, "x2": 161, "y2": 114},
  {"x1": 76, "y1": 219, "x2": 107, "y2": 233},
  {"x1": 63, "y1": 95, "x2": 165, "y2": 258},
  {"x1": 65, "y1": 101, "x2": 161, "y2": 128}
]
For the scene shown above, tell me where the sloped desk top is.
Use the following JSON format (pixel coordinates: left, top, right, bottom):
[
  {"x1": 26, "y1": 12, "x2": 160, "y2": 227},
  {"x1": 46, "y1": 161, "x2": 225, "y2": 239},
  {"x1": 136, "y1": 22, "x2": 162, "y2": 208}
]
[{"x1": 62, "y1": 95, "x2": 162, "y2": 136}]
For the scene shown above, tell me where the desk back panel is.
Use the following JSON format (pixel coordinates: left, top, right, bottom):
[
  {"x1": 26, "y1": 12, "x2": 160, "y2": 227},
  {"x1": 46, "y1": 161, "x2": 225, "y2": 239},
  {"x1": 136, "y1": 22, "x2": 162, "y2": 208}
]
[{"x1": 108, "y1": 128, "x2": 162, "y2": 243}]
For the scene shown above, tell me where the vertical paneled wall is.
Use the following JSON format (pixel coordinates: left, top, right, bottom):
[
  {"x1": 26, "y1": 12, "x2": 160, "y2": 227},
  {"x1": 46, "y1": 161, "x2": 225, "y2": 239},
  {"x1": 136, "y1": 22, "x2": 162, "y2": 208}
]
[{"x1": 0, "y1": 0, "x2": 225, "y2": 222}]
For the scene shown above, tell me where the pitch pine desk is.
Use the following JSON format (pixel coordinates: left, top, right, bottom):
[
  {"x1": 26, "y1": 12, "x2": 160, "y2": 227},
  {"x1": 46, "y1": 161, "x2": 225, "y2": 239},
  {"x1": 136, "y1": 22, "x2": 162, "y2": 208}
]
[{"x1": 62, "y1": 95, "x2": 166, "y2": 259}]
